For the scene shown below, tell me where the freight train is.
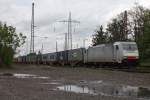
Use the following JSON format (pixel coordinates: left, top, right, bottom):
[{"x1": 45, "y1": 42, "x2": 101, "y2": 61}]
[{"x1": 16, "y1": 41, "x2": 139, "y2": 67}]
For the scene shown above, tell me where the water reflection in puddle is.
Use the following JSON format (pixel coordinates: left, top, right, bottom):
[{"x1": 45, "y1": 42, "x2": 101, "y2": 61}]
[
  {"x1": 90, "y1": 80, "x2": 103, "y2": 84},
  {"x1": 14, "y1": 74, "x2": 49, "y2": 79},
  {"x1": 0, "y1": 73, "x2": 49, "y2": 79},
  {"x1": 57, "y1": 85, "x2": 95, "y2": 94},
  {"x1": 56, "y1": 84, "x2": 150, "y2": 99},
  {"x1": 41, "y1": 82, "x2": 60, "y2": 85}
]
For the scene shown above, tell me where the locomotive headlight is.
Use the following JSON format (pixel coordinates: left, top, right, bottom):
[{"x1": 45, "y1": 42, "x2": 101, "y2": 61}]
[
  {"x1": 123, "y1": 56, "x2": 128, "y2": 59},
  {"x1": 135, "y1": 56, "x2": 139, "y2": 59}
]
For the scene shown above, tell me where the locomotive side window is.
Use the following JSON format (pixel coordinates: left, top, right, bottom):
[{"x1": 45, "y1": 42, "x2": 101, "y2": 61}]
[{"x1": 116, "y1": 45, "x2": 119, "y2": 50}]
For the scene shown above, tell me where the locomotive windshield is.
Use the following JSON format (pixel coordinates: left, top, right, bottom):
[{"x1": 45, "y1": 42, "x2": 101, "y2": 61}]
[{"x1": 122, "y1": 44, "x2": 138, "y2": 51}]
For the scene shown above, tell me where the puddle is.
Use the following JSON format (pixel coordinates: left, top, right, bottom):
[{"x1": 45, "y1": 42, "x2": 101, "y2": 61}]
[
  {"x1": 57, "y1": 85, "x2": 95, "y2": 94},
  {"x1": 97, "y1": 85, "x2": 140, "y2": 97},
  {"x1": 13, "y1": 74, "x2": 36, "y2": 78},
  {"x1": 14, "y1": 74, "x2": 49, "y2": 79},
  {"x1": 41, "y1": 79, "x2": 63, "y2": 85},
  {"x1": 55, "y1": 84, "x2": 150, "y2": 99},
  {"x1": 90, "y1": 80, "x2": 103, "y2": 84},
  {"x1": 41, "y1": 82, "x2": 60, "y2": 85},
  {"x1": 0, "y1": 73, "x2": 49, "y2": 79}
]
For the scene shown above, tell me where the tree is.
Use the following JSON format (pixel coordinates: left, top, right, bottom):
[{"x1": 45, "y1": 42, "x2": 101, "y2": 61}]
[
  {"x1": 106, "y1": 18, "x2": 120, "y2": 42},
  {"x1": 92, "y1": 25, "x2": 107, "y2": 46},
  {"x1": 128, "y1": 5, "x2": 150, "y2": 60},
  {"x1": 0, "y1": 22, "x2": 26, "y2": 66},
  {"x1": 106, "y1": 11, "x2": 130, "y2": 42},
  {"x1": 139, "y1": 9, "x2": 150, "y2": 60},
  {"x1": 128, "y1": 4, "x2": 145, "y2": 43}
]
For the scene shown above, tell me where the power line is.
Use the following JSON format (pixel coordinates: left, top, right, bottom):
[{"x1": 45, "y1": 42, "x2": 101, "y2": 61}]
[
  {"x1": 58, "y1": 12, "x2": 80, "y2": 50},
  {"x1": 34, "y1": 36, "x2": 48, "y2": 39}
]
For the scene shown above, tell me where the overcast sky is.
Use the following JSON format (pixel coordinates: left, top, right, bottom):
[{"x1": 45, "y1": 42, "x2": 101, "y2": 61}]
[{"x1": 0, "y1": 0, "x2": 150, "y2": 55}]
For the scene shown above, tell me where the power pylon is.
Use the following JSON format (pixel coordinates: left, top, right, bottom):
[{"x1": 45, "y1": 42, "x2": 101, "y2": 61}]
[{"x1": 59, "y1": 12, "x2": 80, "y2": 50}]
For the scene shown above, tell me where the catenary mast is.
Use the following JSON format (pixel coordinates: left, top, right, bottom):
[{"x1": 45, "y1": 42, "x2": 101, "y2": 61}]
[{"x1": 30, "y1": 0, "x2": 35, "y2": 53}]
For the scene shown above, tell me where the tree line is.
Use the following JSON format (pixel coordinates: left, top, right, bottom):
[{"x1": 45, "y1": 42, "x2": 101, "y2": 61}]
[
  {"x1": 92, "y1": 4, "x2": 150, "y2": 61},
  {"x1": 0, "y1": 22, "x2": 26, "y2": 67}
]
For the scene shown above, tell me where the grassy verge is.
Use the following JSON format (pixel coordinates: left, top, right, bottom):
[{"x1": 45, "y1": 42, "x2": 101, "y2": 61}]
[
  {"x1": 135, "y1": 59, "x2": 150, "y2": 73},
  {"x1": 140, "y1": 59, "x2": 150, "y2": 67}
]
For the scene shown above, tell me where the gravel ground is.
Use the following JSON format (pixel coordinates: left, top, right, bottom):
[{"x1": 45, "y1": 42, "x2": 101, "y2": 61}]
[{"x1": 0, "y1": 64, "x2": 150, "y2": 100}]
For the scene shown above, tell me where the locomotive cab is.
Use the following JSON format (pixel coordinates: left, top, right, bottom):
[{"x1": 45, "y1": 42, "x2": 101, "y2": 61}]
[{"x1": 114, "y1": 42, "x2": 139, "y2": 64}]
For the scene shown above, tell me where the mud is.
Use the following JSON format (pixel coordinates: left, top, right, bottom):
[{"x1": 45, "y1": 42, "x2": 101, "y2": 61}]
[{"x1": 0, "y1": 64, "x2": 149, "y2": 100}]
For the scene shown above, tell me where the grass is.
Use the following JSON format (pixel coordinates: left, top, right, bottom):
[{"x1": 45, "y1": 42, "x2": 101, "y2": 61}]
[
  {"x1": 135, "y1": 59, "x2": 150, "y2": 73},
  {"x1": 140, "y1": 59, "x2": 150, "y2": 68}
]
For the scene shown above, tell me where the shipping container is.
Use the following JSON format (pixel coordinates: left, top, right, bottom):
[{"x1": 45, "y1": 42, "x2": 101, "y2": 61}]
[
  {"x1": 68, "y1": 48, "x2": 85, "y2": 64},
  {"x1": 47, "y1": 52, "x2": 57, "y2": 64},
  {"x1": 56, "y1": 50, "x2": 68, "y2": 65}
]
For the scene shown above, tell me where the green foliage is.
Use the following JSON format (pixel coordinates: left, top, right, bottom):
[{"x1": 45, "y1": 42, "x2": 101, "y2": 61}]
[
  {"x1": 139, "y1": 9, "x2": 150, "y2": 60},
  {"x1": 0, "y1": 45, "x2": 13, "y2": 66},
  {"x1": 92, "y1": 10, "x2": 130, "y2": 45},
  {"x1": 92, "y1": 25, "x2": 107, "y2": 46},
  {"x1": 106, "y1": 11, "x2": 129, "y2": 42},
  {"x1": 0, "y1": 22, "x2": 26, "y2": 66}
]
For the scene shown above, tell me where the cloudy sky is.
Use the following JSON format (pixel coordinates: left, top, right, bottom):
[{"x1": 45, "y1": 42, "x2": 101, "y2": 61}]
[{"x1": 0, "y1": 0, "x2": 150, "y2": 55}]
